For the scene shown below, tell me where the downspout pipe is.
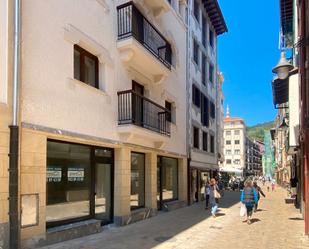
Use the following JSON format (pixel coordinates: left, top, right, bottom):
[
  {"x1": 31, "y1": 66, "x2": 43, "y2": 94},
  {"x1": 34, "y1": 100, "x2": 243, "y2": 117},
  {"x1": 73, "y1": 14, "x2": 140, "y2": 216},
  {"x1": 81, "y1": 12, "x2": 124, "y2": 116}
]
[
  {"x1": 185, "y1": 3, "x2": 191, "y2": 206},
  {"x1": 9, "y1": 0, "x2": 21, "y2": 248}
]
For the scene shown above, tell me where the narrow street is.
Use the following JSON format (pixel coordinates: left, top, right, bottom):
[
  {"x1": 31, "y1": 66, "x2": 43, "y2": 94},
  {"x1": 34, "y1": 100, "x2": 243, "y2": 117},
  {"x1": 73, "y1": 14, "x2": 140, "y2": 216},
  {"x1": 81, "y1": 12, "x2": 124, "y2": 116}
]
[{"x1": 41, "y1": 185, "x2": 309, "y2": 249}]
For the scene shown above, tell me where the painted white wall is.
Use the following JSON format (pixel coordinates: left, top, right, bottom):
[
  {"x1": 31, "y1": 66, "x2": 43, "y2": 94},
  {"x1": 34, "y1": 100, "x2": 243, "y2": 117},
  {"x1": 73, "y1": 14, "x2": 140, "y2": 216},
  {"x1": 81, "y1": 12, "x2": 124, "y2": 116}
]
[
  {"x1": 222, "y1": 120, "x2": 247, "y2": 171},
  {"x1": 187, "y1": 0, "x2": 219, "y2": 168},
  {"x1": 21, "y1": 0, "x2": 187, "y2": 155},
  {"x1": 0, "y1": 0, "x2": 8, "y2": 104},
  {"x1": 288, "y1": 73, "x2": 300, "y2": 149}
]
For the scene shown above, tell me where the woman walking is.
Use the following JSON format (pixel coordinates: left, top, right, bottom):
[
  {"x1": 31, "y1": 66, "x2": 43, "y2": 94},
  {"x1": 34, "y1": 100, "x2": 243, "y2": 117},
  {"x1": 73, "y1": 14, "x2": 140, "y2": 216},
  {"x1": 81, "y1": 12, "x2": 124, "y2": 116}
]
[
  {"x1": 241, "y1": 179, "x2": 258, "y2": 224},
  {"x1": 253, "y1": 181, "x2": 265, "y2": 212},
  {"x1": 209, "y1": 178, "x2": 220, "y2": 217}
]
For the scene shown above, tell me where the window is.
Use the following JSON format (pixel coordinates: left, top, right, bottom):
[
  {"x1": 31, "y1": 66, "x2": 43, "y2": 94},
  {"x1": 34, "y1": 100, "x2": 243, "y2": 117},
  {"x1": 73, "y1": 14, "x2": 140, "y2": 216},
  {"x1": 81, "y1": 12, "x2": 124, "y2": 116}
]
[
  {"x1": 235, "y1": 140, "x2": 240, "y2": 145},
  {"x1": 157, "y1": 157, "x2": 178, "y2": 204},
  {"x1": 209, "y1": 28, "x2": 214, "y2": 48},
  {"x1": 46, "y1": 141, "x2": 114, "y2": 227},
  {"x1": 234, "y1": 130, "x2": 240, "y2": 135},
  {"x1": 193, "y1": 0, "x2": 199, "y2": 22},
  {"x1": 131, "y1": 153, "x2": 145, "y2": 209},
  {"x1": 210, "y1": 101, "x2": 215, "y2": 119},
  {"x1": 202, "y1": 54, "x2": 206, "y2": 85},
  {"x1": 201, "y1": 94, "x2": 209, "y2": 127},
  {"x1": 202, "y1": 15, "x2": 207, "y2": 47},
  {"x1": 210, "y1": 135, "x2": 215, "y2": 153},
  {"x1": 226, "y1": 159, "x2": 231, "y2": 164},
  {"x1": 226, "y1": 131, "x2": 231, "y2": 135},
  {"x1": 226, "y1": 150, "x2": 231, "y2": 155},
  {"x1": 193, "y1": 127, "x2": 199, "y2": 149},
  {"x1": 235, "y1": 149, "x2": 240, "y2": 155},
  {"x1": 193, "y1": 39, "x2": 199, "y2": 65},
  {"x1": 226, "y1": 140, "x2": 231, "y2": 145},
  {"x1": 203, "y1": 132, "x2": 208, "y2": 151},
  {"x1": 74, "y1": 45, "x2": 99, "y2": 88},
  {"x1": 192, "y1": 85, "x2": 201, "y2": 107},
  {"x1": 234, "y1": 159, "x2": 240, "y2": 165},
  {"x1": 47, "y1": 141, "x2": 91, "y2": 224},
  {"x1": 165, "y1": 101, "x2": 172, "y2": 123},
  {"x1": 209, "y1": 64, "x2": 214, "y2": 83}
]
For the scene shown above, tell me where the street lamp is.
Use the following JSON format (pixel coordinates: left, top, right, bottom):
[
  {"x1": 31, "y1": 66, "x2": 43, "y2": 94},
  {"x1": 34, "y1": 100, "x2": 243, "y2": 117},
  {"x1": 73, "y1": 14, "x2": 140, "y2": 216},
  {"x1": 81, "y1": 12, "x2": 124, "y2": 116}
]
[
  {"x1": 279, "y1": 117, "x2": 289, "y2": 130},
  {"x1": 272, "y1": 49, "x2": 294, "y2": 79}
]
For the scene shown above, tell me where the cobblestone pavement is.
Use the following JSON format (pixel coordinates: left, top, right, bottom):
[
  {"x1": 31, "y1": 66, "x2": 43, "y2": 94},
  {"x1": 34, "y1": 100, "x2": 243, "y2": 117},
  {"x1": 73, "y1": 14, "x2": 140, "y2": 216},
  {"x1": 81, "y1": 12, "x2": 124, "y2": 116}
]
[{"x1": 41, "y1": 185, "x2": 309, "y2": 249}]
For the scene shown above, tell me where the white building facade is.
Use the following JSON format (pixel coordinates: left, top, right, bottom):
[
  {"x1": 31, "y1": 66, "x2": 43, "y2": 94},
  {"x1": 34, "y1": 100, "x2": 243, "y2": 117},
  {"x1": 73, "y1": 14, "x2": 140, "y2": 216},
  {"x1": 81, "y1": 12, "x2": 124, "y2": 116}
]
[
  {"x1": 13, "y1": 0, "x2": 189, "y2": 247},
  {"x1": 187, "y1": 0, "x2": 227, "y2": 202},
  {"x1": 221, "y1": 108, "x2": 246, "y2": 176}
]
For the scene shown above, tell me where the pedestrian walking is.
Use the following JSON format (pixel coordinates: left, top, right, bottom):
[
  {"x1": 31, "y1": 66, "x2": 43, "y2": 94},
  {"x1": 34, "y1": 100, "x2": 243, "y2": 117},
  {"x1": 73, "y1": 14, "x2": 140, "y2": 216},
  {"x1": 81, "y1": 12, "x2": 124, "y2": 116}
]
[
  {"x1": 209, "y1": 178, "x2": 220, "y2": 217},
  {"x1": 240, "y1": 179, "x2": 258, "y2": 224},
  {"x1": 204, "y1": 181, "x2": 210, "y2": 209},
  {"x1": 253, "y1": 181, "x2": 265, "y2": 212},
  {"x1": 271, "y1": 179, "x2": 276, "y2": 192}
]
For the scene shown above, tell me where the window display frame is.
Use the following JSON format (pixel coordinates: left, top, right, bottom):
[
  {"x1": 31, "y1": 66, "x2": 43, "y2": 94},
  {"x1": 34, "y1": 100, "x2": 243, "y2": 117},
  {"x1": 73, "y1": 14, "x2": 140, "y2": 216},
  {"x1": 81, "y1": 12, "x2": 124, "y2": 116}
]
[{"x1": 46, "y1": 139, "x2": 114, "y2": 228}]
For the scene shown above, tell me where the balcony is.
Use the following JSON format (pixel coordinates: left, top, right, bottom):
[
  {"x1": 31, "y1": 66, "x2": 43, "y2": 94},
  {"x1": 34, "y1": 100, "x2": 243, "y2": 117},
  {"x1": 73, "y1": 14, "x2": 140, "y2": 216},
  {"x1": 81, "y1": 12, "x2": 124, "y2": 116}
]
[
  {"x1": 117, "y1": 2, "x2": 172, "y2": 84},
  {"x1": 117, "y1": 90, "x2": 171, "y2": 147},
  {"x1": 143, "y1": 0, "x2": 171, "y2": 17}
]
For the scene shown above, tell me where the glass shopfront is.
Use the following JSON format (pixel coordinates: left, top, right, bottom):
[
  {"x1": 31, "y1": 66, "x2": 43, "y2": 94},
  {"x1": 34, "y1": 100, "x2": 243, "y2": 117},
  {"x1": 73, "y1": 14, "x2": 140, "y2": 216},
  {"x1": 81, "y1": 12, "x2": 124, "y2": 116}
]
[
  {"x1": 157, "y1": 156, "x2": 178, "y2": 209},
  {"x1": 130, "y1": 152, "x2": 145, "y2": 209},
  {"x1": 46, "y1": 140, "x2": 113, "y2": 227},
  {"x1": 200, "y1": 171, "x2": 210, "y2": 201}
]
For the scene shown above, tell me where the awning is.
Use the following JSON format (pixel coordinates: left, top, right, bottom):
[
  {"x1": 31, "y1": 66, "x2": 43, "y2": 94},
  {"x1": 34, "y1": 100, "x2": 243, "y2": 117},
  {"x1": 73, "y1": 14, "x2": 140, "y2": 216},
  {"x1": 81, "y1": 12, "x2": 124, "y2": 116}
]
[
  {"x1": 190, "y1": 161, "x2": 219, "y2": 171},
  {"x1": 272, "y1": 77, "x2": 289, "y2": 108},
  {"x1": 202, "y1": 0, "x2": 228, "y2": 35},
  {"x1": 219, "y1": 168, "x2": 243, "y2": 173}
]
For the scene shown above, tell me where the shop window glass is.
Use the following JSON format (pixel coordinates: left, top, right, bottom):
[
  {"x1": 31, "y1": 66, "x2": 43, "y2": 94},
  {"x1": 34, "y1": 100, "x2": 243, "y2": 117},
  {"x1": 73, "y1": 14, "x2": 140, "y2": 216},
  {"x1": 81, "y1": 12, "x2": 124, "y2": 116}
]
[
  {"x1": 161, "y1": 157, "x2": 178, "y2": 201},
  {"x1": 46, "y1": 141, "x2": 91, "y2": 224},
  {"x1": 131, "y1": 153, "x2": 145, "y2": 209}
]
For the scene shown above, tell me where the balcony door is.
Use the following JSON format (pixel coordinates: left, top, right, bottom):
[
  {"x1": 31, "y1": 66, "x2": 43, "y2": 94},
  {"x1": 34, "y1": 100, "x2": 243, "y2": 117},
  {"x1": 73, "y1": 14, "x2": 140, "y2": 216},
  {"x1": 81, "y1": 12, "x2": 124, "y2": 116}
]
[{"x1": 132, "y1": 81, "x2": 144, "y2": 126}]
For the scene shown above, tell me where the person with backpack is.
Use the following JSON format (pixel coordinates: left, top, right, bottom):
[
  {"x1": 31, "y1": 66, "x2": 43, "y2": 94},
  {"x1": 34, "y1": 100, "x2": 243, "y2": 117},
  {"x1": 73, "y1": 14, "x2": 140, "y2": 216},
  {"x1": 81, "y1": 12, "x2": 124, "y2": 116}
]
[
  {"x1": 253, "y1": 181, "x2": 265, "y2": 212},
  {"x1": 240, "y1": 179, "x2": 258, "y2": 224},
  {"x1": 209, "y1": 178, "x2": 221, "y2": 217}
]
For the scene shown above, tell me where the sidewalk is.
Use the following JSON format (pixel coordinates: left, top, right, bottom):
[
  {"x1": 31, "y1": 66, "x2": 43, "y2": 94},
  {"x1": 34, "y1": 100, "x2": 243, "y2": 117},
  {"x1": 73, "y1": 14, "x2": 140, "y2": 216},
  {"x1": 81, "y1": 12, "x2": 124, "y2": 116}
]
[{"x1": 41, "y1": 185, "x2": 309, "y2": 249}]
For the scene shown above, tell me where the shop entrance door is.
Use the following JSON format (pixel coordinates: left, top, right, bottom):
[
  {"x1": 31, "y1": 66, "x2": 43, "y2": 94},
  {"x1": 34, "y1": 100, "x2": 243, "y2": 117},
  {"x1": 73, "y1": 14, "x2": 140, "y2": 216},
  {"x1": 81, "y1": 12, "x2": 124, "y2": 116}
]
[
  {"x1": 94, "y1": 163, "x2": 112, "y2": 223},
  {"x1": 93, "y1": 148, "x2": 114, "y2": 225}
]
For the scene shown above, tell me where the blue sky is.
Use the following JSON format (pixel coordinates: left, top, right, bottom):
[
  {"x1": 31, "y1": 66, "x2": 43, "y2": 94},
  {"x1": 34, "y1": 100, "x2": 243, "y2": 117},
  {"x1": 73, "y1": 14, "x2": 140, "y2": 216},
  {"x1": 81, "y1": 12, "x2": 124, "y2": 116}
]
[{"x1": 218, "y1": 0, "x2": 280, "y2": 126}]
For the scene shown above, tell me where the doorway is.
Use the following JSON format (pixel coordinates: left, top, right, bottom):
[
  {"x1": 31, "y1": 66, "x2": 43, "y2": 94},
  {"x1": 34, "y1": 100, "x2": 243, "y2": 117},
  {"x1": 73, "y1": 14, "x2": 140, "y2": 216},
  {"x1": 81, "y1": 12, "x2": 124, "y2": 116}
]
[{"x1": 157, "y1": 156, "x2": 178, "y2": 210}]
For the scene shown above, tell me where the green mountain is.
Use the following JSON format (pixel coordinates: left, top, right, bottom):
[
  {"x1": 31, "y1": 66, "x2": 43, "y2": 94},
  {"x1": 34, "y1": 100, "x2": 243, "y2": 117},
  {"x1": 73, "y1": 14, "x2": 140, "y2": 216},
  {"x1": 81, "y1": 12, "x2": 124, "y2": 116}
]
[{"x1": 247, "y1": 121, "x2": 274, "y2": 141}]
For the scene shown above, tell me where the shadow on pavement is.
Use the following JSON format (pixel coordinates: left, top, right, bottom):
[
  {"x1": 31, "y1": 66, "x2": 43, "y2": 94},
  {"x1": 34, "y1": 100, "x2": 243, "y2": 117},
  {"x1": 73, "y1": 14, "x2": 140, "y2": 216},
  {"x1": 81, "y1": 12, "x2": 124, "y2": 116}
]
[
  {"x1": 41, "y1": 191, "x2": 241, "y2": 249},
  {"x1": 250, "y1": 218, "x2": 261, "y2": 224},
  {"x1": 215, "y1": 213, "x2": 226, "y2": 217},
  {"x1": 256, "y1": 209, "x2": 267, "y2": 212},
  {"x1": 289, "y1": 217, "x2": 304, "y2": 221}
]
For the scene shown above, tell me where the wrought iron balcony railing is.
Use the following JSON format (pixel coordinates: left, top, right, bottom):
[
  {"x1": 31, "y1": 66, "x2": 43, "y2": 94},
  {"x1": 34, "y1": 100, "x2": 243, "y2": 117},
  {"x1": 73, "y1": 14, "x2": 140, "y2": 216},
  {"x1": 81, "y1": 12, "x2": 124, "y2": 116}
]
[
  {"x1": 118, "y1": 90, "x2": 171, "y2": 136},
  {"x1": 117, "y1": 2, "x2": 172, "y2": 69}
]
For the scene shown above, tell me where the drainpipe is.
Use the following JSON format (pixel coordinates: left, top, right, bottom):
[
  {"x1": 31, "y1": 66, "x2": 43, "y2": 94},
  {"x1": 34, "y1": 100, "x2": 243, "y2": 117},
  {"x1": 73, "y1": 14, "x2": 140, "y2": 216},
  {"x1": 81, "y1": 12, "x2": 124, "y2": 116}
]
[
  {"x1": 9, "y1": 0, "x2": 21, "y2": 248},
  {"x1": 185, "y1": 3, "x2": 191, "y2": 206}
]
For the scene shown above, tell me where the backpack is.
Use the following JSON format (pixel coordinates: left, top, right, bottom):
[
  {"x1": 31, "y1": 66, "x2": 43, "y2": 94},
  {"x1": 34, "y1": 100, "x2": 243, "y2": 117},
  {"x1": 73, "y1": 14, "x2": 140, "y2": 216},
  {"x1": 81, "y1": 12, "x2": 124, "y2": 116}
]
[{"x1": 243, "y1": 187, "x2": 254, "y2": 204}]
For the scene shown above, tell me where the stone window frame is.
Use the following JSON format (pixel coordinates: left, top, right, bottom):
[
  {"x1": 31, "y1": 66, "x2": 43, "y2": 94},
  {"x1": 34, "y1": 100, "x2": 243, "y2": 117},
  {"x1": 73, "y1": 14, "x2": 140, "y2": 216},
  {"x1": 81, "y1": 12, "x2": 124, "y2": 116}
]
[{"x1": 64, "y1": 24, "x2": 114, "y2": 92}]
